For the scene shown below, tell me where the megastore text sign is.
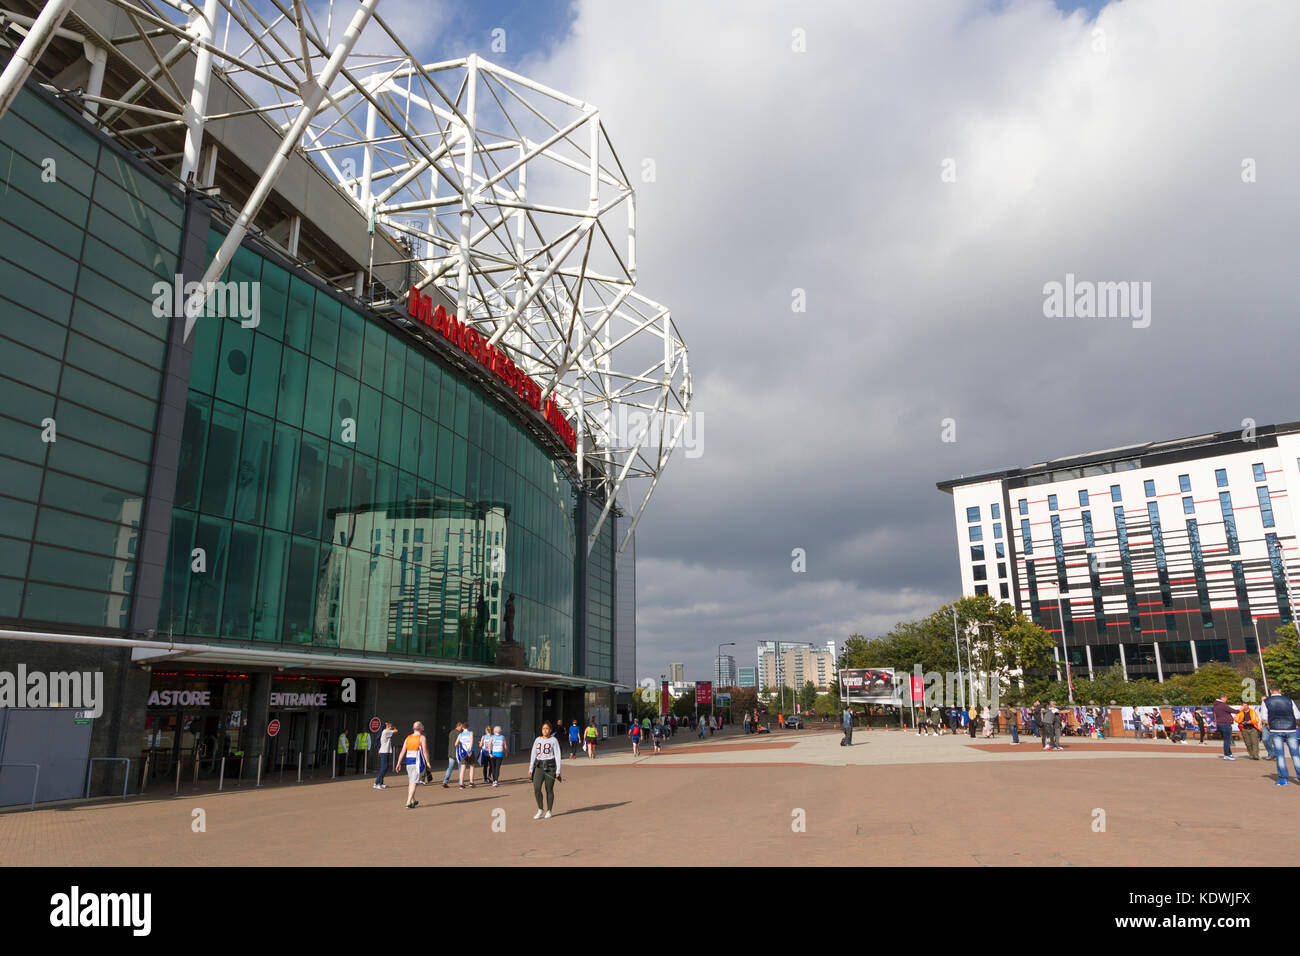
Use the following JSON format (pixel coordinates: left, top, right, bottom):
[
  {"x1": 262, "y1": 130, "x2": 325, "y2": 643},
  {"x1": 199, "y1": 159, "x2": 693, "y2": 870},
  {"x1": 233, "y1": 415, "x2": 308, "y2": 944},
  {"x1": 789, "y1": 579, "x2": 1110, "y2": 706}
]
[{"x1": 406, "y1": 287, "x2": 577, "y2": 452}]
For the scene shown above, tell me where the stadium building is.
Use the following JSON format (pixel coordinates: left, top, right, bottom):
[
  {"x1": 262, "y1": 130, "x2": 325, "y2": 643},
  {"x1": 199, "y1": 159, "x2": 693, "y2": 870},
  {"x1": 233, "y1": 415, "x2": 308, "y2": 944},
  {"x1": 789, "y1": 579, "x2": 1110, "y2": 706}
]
[
  {"x1": 938, "y1": 424, "x2": 1300, "y2": 683},
  {"x1": 0, "y1": 0, "x2": 690, "y2": 804}
]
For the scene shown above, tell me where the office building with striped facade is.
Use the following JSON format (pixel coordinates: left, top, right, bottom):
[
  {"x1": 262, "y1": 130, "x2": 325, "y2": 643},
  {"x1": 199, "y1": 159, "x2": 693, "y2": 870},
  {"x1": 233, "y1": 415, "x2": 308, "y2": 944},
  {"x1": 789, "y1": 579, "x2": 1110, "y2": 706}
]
[{"x1": 938, "y1": 425, "x2": 1300, "y2": 681}]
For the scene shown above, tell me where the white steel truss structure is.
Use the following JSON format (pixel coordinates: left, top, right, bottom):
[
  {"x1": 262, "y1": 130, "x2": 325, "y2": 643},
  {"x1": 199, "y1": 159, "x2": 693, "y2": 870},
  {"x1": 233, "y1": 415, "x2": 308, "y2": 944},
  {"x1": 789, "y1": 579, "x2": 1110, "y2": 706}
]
[{"x1": 0, "y1": 0, "x2": 692, "y2": 556}]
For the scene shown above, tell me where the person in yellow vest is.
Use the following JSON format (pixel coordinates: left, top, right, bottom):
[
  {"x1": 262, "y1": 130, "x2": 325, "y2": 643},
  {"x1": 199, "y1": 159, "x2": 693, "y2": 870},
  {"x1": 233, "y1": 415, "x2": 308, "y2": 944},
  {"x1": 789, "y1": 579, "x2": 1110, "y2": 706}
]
[
  {"x1": 1235, "y1": 699, "x2": 1263, "y2": 760},
  {"x1": 355, "y1": 730, "x2": 371, "y2": 773},
  {"x1": 336, "y1": 730, "x2": 350, "y2": 776}
]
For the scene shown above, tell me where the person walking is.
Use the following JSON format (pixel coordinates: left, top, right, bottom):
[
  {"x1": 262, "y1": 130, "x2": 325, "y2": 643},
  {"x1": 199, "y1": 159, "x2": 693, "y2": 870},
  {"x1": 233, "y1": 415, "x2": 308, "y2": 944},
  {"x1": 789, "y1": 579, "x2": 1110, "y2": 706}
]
[
  {"x1": 441, "y1": 722, "x2": 463, "y2": 788},
  {"x1": 652, "y1": 719, "x2": 664, "y2": 754},
  {"x1": 629, "y1": 719, "x2": 642, "y2": 756},
  {"x1": 374, "y1": 721, "x2": 396, "y2": 790},
  {"x1": 841, "y1": 705, "x2": 854, "y2": 746},
  {"x1": 1152, "y1": 707, "x2": 1171, "y2": 743},
  {"x1": 399, "y1": 721, "x2": 432, "y2": 810},
  {"x1": 1234, "y1": 699, "x2": 1262, "y2": 760},
  {"x1": 478, "y1": 725, "x2": 493, "y2": 779},
  {"x1": 1037, "y1": 701, "x2": 1053, "y2": 751},
  {"x1": 1211, "y1": 694, "x2": 1238, "y2": 759},
  {"x1": 1260, "y1": 686, "x2": 1300, "y2": 785},
  {"x1": 581, "y1": 720, "x2": 597, "y2": 758},
  {"x1": 567, "y1": 719, "x2": 581, "y2": 759},
  {"x1": 528, "y1": 722, "x2": 563, "y2": 818},
  {"x1": 698, "y1": 716, "x2": 707, "y2": 739},
  {"x1": 1008, "y1": 708, "x2": 1020, "y2": 745},
  {"x1": 487, "y1": 725, "x2": 507, "y2": 786},
  {"x1": 1026, "y1": 703, "x2": 1039, "y2": 739},
  {"x1": 456, "y1": 723, "x2": 477, "y2": 787}
]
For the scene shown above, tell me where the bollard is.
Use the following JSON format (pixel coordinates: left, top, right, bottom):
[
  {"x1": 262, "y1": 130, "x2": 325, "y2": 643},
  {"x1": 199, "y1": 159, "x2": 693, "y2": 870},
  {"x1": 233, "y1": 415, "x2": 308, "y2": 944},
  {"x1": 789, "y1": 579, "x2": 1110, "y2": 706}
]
[
  {"x1": 218, "y1": 757, "x2": 225, "y2": 791},
  {"x1": 174, "y1": 755, "x2": 182, "y2": 795},
  {"x1": 332, "y1": 752, "x2": 336, "y2": 779},
  {"x1": 193, "y1": 753, "x2": 200, "y2": 787},
  {"x1": 363, "y1": 750, "x2": 368, "y2": 775},
  {"x1": 297, "y1": 752, "x2": 303, "y2": 783},
  {"x1": 256, "y1": 754, "x2": 263, "y2": 788},
  {"x1": 140, "y1": 754, "x2": 150, "y2": 795}
]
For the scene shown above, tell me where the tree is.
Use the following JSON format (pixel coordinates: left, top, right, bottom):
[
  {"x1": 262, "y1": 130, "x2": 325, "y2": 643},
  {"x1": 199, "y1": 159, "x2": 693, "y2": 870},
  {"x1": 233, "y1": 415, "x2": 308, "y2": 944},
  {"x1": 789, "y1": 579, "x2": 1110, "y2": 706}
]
[
  {"x1": 729, "y1": 686, "x2": 758, "y2": 717},
  {"x1": 1261, "y1": 624, "x2": 1300, "y2": 698},
  {"x1": 670, "y1": 692, "x2": 695, "y2": 718},
  {"x1": 799, "y1": 681, "x2": 817, "y2": 712}
]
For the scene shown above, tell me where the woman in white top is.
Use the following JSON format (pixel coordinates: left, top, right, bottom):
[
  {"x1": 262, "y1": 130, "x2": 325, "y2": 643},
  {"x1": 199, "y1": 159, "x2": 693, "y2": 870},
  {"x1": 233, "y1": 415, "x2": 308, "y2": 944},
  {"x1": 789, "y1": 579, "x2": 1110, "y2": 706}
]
[
  {"x1": 374, "y1": 722, "x2": 396, "y2": 790},
  {"x1": 528, "y1": 722, "x2": 563, "y2": 819},
  {"x1": 457, "y1": 724, "x2": 477, "y2": 788}
]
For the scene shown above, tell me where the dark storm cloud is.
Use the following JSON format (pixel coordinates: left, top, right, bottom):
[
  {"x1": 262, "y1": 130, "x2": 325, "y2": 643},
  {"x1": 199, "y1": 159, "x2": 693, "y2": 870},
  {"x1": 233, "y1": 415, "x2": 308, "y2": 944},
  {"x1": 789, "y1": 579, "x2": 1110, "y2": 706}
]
[{"x1": 527, "y1": 0, "x2": 1300, "y2": 680}]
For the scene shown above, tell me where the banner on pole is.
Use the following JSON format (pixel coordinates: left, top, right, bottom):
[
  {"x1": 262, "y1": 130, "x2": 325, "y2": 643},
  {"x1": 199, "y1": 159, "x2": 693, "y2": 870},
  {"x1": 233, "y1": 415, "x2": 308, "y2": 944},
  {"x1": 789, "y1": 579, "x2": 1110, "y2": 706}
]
[{"x1": 695, "y1": 681, "x2": 713, "y2": 706}]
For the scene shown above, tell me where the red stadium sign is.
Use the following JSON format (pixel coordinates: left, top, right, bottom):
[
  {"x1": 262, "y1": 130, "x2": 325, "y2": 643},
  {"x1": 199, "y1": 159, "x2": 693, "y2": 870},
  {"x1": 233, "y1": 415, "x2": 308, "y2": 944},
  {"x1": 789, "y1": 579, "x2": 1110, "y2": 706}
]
[{"x1": 406, "y1": 287, "x2": 576, "y2": 452}]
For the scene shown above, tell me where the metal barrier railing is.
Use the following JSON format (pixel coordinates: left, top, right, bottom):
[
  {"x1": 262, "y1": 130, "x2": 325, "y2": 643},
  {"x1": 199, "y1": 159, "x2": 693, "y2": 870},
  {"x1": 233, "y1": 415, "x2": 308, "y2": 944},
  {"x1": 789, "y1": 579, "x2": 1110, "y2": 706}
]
[
  {"x1": 83, "y1": 757, "x2": 131, "y2": 800},
  {"x1": 0, "y1": 762, "x2": 40, "y2": 811}
]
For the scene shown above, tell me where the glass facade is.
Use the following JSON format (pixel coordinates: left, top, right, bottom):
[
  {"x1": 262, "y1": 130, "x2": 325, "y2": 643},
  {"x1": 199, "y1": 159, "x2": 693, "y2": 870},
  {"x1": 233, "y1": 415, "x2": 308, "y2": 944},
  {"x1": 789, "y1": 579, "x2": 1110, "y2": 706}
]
[
  {"x1": 155, "y1": 232, "x2": 587, "y2": 673},
  {"x1": 0, "y1": 87, "x2": 179, "y2": 629}
]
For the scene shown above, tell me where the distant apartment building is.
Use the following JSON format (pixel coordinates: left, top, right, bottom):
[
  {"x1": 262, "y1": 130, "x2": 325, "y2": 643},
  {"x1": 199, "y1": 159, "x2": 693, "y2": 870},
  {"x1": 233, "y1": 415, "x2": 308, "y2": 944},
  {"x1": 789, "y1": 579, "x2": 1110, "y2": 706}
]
[
  {"x1": 737, "y1": 667, "x2": 756, "y2": 688},
  {"x1": 714, "y1": 654, "x2": 737, "y2": 687},
  {"x1": 757, "y1": 641, "x2": 837, "y2": 693},
  {"x1": 669, "y1": 662, "x2": 684, "y2": 684}
]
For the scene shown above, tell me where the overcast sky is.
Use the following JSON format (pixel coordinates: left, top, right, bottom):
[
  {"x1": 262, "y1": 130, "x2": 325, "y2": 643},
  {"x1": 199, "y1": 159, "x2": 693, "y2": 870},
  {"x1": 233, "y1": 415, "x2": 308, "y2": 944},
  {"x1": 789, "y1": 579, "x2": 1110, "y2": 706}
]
[{"x1": 369, "y1": 0, "x2": 1300, "y2": 682}]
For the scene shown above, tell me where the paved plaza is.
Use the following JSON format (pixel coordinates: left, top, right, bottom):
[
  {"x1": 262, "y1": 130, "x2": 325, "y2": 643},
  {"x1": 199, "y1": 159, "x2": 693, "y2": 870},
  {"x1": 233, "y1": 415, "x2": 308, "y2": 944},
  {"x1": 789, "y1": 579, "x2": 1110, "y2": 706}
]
[{"x1": 3, "y1": 727, "x2": 1296, "y2": 866}]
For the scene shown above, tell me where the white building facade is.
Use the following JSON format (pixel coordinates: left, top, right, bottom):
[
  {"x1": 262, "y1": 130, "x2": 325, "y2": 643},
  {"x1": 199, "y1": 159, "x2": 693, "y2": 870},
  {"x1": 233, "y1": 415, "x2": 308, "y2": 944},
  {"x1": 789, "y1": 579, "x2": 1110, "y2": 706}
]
[{"x1": 939, "y1": 425, "x2": 1300, "y2": 682}]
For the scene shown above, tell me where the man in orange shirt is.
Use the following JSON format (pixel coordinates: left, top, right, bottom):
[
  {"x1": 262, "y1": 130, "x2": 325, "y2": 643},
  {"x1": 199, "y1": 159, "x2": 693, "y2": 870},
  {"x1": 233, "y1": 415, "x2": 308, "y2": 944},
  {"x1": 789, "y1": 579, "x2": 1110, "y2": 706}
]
[{"x1": 1235, "y1": 699, "x2": 1263, "y2": 760}]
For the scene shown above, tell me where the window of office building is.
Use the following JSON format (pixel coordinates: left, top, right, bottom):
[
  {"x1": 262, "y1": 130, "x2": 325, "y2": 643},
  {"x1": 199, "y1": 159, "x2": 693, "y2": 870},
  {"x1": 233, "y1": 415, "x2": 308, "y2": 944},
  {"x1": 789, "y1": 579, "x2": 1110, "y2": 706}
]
[
  {"x1": 1231, "y1": 561, "x2": 1252, "y2": 627},
  {"x1": 1266, "y1": 533, "x2": 1292, "y2": 624},
  {"x1": 1216, "y1": 468, "x2": 1228, "y2": 487},
  {"x1": 993, "y1": 522, "x2": 1002, "y2": 539},
  {"x1": 1219, "y1": 492, "x2": 1239, "y2": 554},
  {"x1": 1091, "y1": 644, "x2": 1120, "y2": 669},
  {"x1": 971, "y1": 545, "x2": 984, "y2": 562},
  {"x1": 1018, "y1": 498, "x2": 1027, "y2": 515},
  {"x1": 966, "y1": 505, "x2": 980, "y2": 523},
  {"x1": 1182, "y1": 496, "x2": 1194, "y2": 514},
  {"x1": 975, "y1": 584, "x2": 989, "y2": 597},
  {"x1": 1178, "y1": 474, "x2": 1191, "y2": 493},
  {"x1": 1079, "y1": 489, "x2": 1089, "y2": 507},
  {"x1": 997, "y1": 562, "x2": 1006, "y2": 578},
  {"x1": 995, "y1": 541, "x2": 1005, "y2": 559},
  {"x1": 999, "y1": 582, "x2": 1009, "y2": 599},
  {"x1": 1081, "y1": 510, "x2": 1094, "y2": 547},
  {"x1": 1195, "y1": 639, "x2": 1229, "y2": 663},
  {"x1": 1111, "y1": 484, "x2": 1122, "y2": 502},
  {"x1": 1162, "y1": 641, "x2": 1194, "y2": 666},
  {"x1": 1026, "y1": 560, "x2": 1041, "y2": 623},
  {"x1": 1020, "y1": 519, "x2": 1032, "y2": 554},
  {"x1": 1253, "y1": 463, "x2": 1266, "y2": 482},
  {"x1": 1048, "y1": 494, "x2": 1058, "y2": 511},
  {"x1": 1257, "y1": 486, "x2": 1275, "y2": 527},
  {"x1": 973, "y1": 565, "x2": 987, "y2": 581},
  {"x1": 1185, "y1": 519, "x2": 1214, "y2": 629},
  {"x1": 1143, "y1": 479, "x2": 1155, "y2": 498},
  {"x1": 969, "y1": 525, "x2": 983, "y2": 542},
  {"x1": 991, "y1": 503, "x2": 1000, "y2": 520},
  {"x1": 1113, "y1": 507, "x2": 1141, "y2": 632}
]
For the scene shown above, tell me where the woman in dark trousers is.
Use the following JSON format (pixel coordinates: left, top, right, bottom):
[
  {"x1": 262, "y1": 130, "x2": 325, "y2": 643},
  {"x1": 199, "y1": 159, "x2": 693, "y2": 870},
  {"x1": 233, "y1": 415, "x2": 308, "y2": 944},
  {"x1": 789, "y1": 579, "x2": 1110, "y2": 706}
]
[
  {"x1": 1193, "y1": 708, "x2": 1207, "y2": 744},
  {"x1": 528, "y1": 722, "x2": 563, "y2": 819}
]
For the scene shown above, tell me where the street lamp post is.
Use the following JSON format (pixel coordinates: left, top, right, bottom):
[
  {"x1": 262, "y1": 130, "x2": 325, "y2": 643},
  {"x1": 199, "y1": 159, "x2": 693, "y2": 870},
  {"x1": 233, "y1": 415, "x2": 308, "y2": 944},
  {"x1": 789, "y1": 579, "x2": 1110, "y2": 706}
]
[
  {"x1": 951, "y1": 606, "x2": 966, "y2": 710},
  {"x1": 1057, "y1": 592, "x2": 1075, "y2": 705}
]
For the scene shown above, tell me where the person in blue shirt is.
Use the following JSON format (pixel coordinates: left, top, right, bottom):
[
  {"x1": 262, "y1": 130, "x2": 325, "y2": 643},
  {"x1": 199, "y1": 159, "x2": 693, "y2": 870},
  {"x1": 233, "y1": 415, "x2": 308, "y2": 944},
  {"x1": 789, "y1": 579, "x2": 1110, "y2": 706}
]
[
  {"x1": 487, "y1": 725, "x2": 507, "y2": 787},
  {"x1": 567, "y1": 719, "x2": 581, "y2": 759}
]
